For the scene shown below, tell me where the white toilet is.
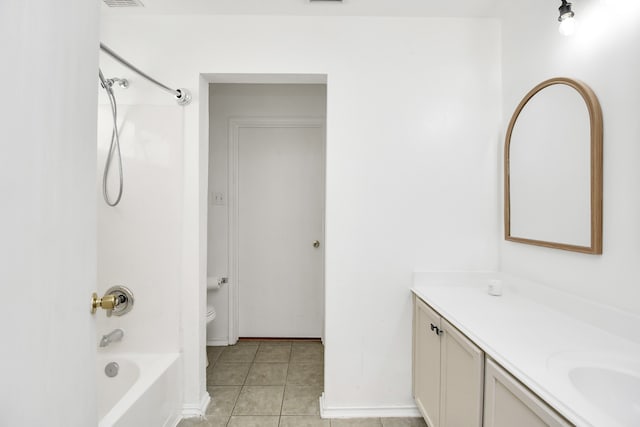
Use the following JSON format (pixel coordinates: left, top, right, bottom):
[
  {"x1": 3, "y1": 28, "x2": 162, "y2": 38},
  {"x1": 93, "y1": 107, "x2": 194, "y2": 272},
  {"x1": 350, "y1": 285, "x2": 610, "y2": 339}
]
[{"x1": 205, "y1": 277, "x2": 219, "y2": 367}]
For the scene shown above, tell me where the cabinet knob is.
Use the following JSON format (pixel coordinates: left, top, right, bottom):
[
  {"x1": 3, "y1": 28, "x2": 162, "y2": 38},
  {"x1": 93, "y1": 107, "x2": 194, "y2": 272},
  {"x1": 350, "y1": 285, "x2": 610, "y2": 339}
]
[{"x1": 430, "y1": 323, "x2": 443, "y2": 336}]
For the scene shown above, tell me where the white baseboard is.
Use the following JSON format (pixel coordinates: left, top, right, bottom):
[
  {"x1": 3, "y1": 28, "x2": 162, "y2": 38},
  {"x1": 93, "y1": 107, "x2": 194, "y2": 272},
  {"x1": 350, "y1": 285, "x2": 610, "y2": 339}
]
[
  {"x1": 163, "y1": 413, "x2": 182, "y2": 427},
  {"x1": 207, "y1": 339, "x2": 229, "y2": 346},
  {"x1": 319, "y1": 393, "x2": 422, "y2": 419},
  {"x1": 181, "y1": 392, "x2": 211, "y2": 419}
]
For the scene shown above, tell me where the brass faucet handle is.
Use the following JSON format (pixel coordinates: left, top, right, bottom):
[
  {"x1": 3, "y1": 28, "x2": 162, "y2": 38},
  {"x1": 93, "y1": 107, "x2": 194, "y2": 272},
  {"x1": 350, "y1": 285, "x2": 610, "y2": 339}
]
[
  {"x1": 101, "y1": 295, "x2": 117, "y2": 310},
  {"x1": 91, "y1": 293, "x2": 118, "y2": 315},
  {"x1": 91, "y1": 292, "x2": 99, "y2": 314}
]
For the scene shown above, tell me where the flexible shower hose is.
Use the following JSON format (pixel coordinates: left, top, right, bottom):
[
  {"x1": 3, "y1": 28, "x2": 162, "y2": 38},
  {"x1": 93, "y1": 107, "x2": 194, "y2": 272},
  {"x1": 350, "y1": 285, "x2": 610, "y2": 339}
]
[{"x1": 98, "y1": 69, "x2": 124, "y2": 207}]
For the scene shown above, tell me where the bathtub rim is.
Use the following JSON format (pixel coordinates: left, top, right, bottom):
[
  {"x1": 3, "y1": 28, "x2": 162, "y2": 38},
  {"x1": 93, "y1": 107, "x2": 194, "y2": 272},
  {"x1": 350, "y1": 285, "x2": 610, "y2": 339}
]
[{"x1": 97, "y1": 352, "x2": 180, "y2": 427}]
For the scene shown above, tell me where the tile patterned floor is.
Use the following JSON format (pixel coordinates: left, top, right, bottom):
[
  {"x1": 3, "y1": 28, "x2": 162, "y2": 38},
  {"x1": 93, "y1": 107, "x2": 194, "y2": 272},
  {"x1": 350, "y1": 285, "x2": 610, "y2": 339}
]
[{"x1": 178, "y1": 340, "x2": 425, "y2": 427}]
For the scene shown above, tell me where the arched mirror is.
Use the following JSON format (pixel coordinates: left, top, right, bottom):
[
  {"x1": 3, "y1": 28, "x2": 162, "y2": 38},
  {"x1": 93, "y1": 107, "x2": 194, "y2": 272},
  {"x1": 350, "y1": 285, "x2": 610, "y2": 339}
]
[{"x1": 504, "y1": 77, "x2": 603, "y2": 254}]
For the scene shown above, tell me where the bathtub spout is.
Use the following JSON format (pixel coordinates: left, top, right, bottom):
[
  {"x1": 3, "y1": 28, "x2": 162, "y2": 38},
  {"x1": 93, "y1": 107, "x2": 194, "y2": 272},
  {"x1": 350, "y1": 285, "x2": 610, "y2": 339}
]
[{"x1": 100, "y1": 328, "x2": 124, "y2": 347}]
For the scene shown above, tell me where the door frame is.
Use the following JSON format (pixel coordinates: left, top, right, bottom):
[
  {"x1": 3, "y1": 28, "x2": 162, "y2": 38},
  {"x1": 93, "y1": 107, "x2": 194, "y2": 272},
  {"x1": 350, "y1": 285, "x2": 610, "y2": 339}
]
[{"x1": 227, "y1": 116, "x2": 326, "y2": 343}]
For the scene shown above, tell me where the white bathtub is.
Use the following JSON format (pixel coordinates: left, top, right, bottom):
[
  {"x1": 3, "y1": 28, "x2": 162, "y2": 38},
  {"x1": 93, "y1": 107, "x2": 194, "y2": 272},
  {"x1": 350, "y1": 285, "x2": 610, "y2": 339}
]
[{"x1": 97, "y1": 353, "x2": 181, "y2": 427}]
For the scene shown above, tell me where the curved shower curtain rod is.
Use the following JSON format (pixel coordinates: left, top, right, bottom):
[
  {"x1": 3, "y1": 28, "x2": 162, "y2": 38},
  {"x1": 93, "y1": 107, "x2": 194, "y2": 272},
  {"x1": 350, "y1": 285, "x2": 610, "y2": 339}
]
[{"x1": 99, "y1": 43, "x2": 191, "y2": 106}]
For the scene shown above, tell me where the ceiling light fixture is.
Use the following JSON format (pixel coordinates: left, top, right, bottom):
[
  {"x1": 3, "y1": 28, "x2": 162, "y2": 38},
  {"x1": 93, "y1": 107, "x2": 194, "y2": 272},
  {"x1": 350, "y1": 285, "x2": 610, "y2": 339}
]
[{"x1": 558, "y1": 0, "x2": 576, "y2": 36}]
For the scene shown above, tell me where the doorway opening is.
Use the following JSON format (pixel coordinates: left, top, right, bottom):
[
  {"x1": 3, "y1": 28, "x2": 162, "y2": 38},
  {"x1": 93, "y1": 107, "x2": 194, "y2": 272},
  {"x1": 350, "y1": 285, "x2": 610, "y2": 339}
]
[
  {"x1": 206, "y1": 83, "x2": 327, "y2": 347},
  {"x1": 203, "y1": 83, "x2": 327, "y2": 412}
]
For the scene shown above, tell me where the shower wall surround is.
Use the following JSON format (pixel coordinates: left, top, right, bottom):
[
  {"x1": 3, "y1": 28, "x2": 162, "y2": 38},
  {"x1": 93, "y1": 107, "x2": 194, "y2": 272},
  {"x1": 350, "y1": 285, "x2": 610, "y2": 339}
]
[{"x1": 97, "y1": 104, "x2": 183, "y2": 352}]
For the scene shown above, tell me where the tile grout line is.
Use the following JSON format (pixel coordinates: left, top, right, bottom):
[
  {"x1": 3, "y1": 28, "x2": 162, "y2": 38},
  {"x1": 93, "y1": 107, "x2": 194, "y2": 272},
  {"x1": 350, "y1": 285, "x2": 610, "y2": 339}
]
[
  {"x1": 205, "y1": 341, "x2": 329, "y2": 427},
  {"x1": 281, "y1": 359, "x2": 290, "y2": 417}
]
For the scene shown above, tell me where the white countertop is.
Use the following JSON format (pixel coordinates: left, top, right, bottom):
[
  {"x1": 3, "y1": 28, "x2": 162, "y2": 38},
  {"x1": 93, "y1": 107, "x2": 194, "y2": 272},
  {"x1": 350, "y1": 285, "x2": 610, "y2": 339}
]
[{"x1": 412, "y1": 272, "x2": 640, "y2": 427}]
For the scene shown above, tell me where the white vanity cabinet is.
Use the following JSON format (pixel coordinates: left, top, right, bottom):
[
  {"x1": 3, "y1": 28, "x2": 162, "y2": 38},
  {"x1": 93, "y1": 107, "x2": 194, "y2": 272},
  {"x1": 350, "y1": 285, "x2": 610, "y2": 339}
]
[
  {"x1": 484, "y1": 358, "x2": 571, "y2": 427},
  {"x1": 412, "y1": 273, "x2": 639, "y2": 426},
  {"x1": 413, "y1": 295, "x2": 484, "y2": 427}
]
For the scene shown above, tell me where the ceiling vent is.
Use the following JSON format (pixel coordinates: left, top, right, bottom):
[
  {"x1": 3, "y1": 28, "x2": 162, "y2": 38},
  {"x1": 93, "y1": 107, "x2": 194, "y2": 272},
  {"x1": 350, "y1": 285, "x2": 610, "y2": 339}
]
[{"x1": 103, "y1": 0, "x2": 145, "y2": 7}]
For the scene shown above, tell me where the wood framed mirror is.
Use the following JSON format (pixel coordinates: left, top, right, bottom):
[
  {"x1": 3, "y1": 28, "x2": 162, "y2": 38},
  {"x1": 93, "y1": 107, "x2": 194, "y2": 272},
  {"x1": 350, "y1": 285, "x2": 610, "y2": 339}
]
[{"x1": 504, "y1": 77, "x2": 603, "y2": 254}]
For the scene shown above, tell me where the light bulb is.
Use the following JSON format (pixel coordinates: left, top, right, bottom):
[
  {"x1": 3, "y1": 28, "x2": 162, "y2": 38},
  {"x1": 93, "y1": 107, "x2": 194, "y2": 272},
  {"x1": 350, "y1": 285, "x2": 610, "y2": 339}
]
[{"x1": 559, "y1": 16, "x2": 576, "y2": 36}]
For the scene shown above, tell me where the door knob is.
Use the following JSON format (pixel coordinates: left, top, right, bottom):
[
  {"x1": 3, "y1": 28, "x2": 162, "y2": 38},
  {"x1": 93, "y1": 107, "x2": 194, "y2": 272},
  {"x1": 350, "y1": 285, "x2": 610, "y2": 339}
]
[{"x1": 313, "y1": 240, "x2": 320, "y2": 248}]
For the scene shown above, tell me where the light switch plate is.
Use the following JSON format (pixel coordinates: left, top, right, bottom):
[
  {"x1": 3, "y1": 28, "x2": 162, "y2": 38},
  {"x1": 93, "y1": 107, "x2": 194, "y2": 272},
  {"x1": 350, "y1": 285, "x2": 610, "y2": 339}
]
[{"x1": 214, "y1": 192, "x2": 225, "y2": 206}]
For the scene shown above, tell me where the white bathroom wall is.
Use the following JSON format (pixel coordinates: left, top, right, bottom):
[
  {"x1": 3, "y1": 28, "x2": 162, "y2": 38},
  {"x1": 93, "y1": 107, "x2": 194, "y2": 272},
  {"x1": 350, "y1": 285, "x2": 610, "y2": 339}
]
[
  {"x1": 100, "y1": 15, "x2": 501, "y2": 413},
  {"x1": 500, "y1": 0, "x2": 640, "y2": 315},
  {"x1": 97, "y1": 104, "x2": 183, "y2": 353},
  {"x1": 207, "y1": 83, "x2": 327, "y2": 344},
  {"x1": 0, "y1": 0, "x2": 99, "y2": 425}
]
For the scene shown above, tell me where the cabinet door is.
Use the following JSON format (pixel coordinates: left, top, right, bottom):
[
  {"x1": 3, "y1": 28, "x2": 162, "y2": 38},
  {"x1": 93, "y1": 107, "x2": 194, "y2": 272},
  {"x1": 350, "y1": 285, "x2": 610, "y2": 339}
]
[
  {"x1": 484, "y1": 358, "x2": 572, "y2": 427},
  {"x1": 440, "y1": 319, "x2": 484, "y2": 427},
  {"x1": 413, "y1": 296, "x2": 442, "y2": 427}
]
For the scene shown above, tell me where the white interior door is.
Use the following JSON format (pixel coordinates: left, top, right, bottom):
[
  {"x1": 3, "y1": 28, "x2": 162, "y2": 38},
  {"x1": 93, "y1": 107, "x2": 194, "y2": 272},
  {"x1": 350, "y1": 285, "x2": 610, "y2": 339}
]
[{"x1": 236, "y1": 121, "x2": 324, "y2": 338}]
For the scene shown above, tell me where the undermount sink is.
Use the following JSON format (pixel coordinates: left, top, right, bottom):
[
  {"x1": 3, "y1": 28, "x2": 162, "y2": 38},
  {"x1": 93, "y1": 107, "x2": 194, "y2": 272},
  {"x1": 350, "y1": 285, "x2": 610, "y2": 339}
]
[
  {"x1": 568, "y1": 366, "x2": 640, "y2": 426},
  {"x1": 547, "y1": 352, "x2": 640, "y2": 426}
]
